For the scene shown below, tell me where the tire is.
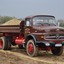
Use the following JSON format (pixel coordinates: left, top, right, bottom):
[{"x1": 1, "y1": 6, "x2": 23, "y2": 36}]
[
  {"x1": 0, "y1": 36, "x2": 11, "y2": 50},
  {"x1": 26, "y1": 39, "x2": 38, "y2": 57},
  {"x1": 51, "y1": 46, "x2": 63, "y2": 56},
  {"x1": 6, "y1": 36, "x2": 12, "y2": 50},
  {"x1": 18, "y1": 45, "x2": 24, "y2": 49}
]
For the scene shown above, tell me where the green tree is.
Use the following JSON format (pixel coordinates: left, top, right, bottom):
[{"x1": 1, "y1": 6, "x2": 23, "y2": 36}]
[
  {"x1": 0, "y1": 16, "x2": 15, "y2": 24},
  {"x1": 57, "y1": 20, "x2": 64, "y2": 27}
]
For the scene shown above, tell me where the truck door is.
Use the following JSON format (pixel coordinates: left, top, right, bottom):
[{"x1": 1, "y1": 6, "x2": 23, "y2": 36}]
[{"x1": 24, "y1": 18, "x2": 32, "y2": 37}]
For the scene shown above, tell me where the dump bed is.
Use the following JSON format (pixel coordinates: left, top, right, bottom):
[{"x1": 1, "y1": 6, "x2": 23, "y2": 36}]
[
  {"x1": 0, "y1": 25, "x2": 20, "y2": 33},
  {"x1": 0, "y1": 19, "x2": 22, "y2": 33}
]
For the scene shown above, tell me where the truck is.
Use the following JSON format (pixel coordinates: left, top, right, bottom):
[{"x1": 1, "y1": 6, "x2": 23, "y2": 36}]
[{"x1": 0, "y1": 15, "x2": 64, "y2": 57}]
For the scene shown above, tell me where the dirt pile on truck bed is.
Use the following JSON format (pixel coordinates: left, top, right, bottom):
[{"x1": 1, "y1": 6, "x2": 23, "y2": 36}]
[{"x1": 2, "y1": 19, "x2": 21, "y2": 25}]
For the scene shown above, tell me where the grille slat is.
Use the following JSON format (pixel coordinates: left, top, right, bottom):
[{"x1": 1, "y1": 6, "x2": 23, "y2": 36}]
[{"x1": 45, "y1": 34, "x2": 64, "y2": 40}]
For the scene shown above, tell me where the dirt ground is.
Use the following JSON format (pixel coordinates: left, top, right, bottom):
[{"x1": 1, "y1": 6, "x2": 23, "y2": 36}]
[{"x1": 0, "y1": 46, "x2": 64, "y2": 64}]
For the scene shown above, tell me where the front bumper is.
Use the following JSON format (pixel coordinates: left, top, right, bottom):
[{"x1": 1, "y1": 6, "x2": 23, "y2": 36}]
[{"x1": 36, "y1": 41, "x2": 64, "y2": 47}]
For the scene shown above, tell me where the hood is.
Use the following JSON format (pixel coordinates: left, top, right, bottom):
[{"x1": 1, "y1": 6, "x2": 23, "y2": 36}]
[{"x1": 34, "y1": 26, "x2": 64, "y2": 33}]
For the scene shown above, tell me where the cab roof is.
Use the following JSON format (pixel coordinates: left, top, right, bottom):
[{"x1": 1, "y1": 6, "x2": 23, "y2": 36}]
[{"x1": 25, "y1": 15, "x2": 55, "y2": 19}]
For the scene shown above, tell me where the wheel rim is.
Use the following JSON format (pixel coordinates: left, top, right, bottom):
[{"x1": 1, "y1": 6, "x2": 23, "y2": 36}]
[
  {"x1": 0, "y1": 40, "x2": 3, "y2": 49},
  {"x1": 28, "y1": 43, "x2": 34, "y2": 54}
]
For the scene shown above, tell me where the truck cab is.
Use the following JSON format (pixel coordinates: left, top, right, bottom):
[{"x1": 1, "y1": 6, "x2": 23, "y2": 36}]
[
  {"x1": 24, "y1": 15, "x2": 57, "y2": 36},
  {"x1": 24, "y1": 15, "x2": 64, "y2": 56}
]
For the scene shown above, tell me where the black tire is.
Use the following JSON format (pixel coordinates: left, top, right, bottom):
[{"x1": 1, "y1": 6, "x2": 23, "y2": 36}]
[
  {"x1": 51, "y1": 46, "x2": 63, "y2": 56},
  {"x1": 18, "y1": 45, "x2": 24, "y2": 49},
  {"x1": 0, "y1": 36, "x2": 11, "y2": 50},
  {"x1": 26, "y1": 39, "x2": 38, "y2": 57},
  {"x1": 6, "y1": 36, "x2": 12, "y2": 50}
]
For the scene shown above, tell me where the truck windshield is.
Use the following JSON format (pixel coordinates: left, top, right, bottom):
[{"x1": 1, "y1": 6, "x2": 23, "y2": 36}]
[{"x1": 33, "y1": 16, "x2": 57, "y2": 26}]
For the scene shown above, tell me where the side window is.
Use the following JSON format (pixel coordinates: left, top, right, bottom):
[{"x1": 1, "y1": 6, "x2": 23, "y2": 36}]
[
  {"x1": 25, "y1": 19, "x2": 31, "y2": 26},
  {"x1": 26, "y1": 21, "x2": 30, "y2": 26}
]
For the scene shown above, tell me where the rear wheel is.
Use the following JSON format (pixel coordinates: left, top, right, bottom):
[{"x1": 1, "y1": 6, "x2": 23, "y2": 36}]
[
  {"x1": 51, "y1": 46, "x2": 63, "y2": 56},
  {"x1": 26, "y1": 39, "x2": 38, "y2": 57},
  {"x1": 0, "y1": 36, "x2": 11, "y2": 50},
  {"x1": 6, "y1": 36, "x2": 12, "y2": 50}
]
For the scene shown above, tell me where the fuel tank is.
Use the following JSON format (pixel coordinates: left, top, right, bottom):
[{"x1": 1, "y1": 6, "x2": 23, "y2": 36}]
[{"x1": 15, "y1": 37, "x2": 25, "y2": 45}]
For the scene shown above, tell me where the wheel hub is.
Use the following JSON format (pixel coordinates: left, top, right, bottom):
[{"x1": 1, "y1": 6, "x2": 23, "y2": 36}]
[{"x1": 28, "y1": 43, "x2": 34, "y2": 53}]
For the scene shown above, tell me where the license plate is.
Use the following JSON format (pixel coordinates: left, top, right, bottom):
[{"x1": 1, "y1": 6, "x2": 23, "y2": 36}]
[{"x1": 55, "y1": 44, "x2": 62, "y2": 47}]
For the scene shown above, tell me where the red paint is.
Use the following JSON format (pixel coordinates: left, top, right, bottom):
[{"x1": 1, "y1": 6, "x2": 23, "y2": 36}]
[
  {"x1": 38, "y1": 47, "x2": 51, "y2": 51},
  {"x1": 38, "y1": 47, "x2": 43, "y2": 51},
  {"x1": 28, "y1": 43, "x2": 34, "y2": 53},
  {"x1": 15, "y1": 37, "x2": 25, "y2": 45},
  {"x1": 0, "y1": 40, "x2": 3, "y2": 48},
  {"x1": 53, "y1": 41, "x2": 62, "y2": 44},
  {"x1": 5, "y1": 33, "x2": 11, "y2": 36},
  {"x1": 46, "y1": 47, "x2": 51, "y2": 51}
]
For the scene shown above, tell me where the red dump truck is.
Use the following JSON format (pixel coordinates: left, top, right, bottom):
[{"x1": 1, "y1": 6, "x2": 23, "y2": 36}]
[{"x1": 0, "y1": 15, "x2": 64, "y2": 57}]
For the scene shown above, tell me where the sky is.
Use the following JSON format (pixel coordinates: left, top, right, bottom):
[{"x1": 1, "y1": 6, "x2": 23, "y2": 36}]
[{"x1": 0, "y1": 0, "x2": 64, "y2": 19}]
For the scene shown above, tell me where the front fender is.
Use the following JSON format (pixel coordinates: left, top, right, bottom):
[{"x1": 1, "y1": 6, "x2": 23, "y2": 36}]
[{"x1": 25, "y1": 34, "x2": 37, "y2": 43}]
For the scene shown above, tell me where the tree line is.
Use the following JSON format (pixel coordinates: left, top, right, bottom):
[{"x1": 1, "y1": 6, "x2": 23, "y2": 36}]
[
  {"x1": 0, "y1": 16, "x2": 16, "y2": 24},
  {"x1": 58, "y1": 20, "x2": 64, "y2": 27}
]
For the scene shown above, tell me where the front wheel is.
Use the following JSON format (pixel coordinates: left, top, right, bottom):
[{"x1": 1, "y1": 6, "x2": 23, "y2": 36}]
[
  {"x1": 51, "y1": 46, "x2": 63, "y2": 56},
  {"x1": 26, "y1": 39, "x2": 38, "y2": 57}
]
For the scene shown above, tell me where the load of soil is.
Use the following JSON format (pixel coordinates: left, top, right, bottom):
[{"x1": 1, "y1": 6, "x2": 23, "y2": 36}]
[{"x1": 2, "y1": 19, "x2": 21, "y2": 25}]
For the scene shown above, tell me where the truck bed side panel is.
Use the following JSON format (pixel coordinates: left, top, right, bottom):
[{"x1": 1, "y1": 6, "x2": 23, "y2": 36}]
[{"x1": 0, "y1": 25, "x2": 20, "y2": 33}]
